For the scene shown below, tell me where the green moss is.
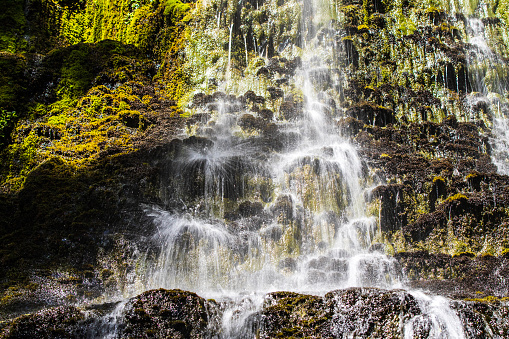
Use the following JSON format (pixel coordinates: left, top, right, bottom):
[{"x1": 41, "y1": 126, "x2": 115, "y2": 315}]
[
  {"x1": 0, "y1": 110, "x2": 18, "y2": 139},
  {"x1": 58, "y1": 47, "x2": 95, "y2": 99},
  {"x1": 446, "y1": 193, "x2": 468, "y2": 202},
  {"x1": 452, "y1": 251, "x2": 475, "y2": 258},
  {"x1": 432, "y1": 176, "x2": 445, "y2": 184},
  {"x1": 0, "y1": 0, "x2": 26, "y2": 52},
  {"x1": 464, "y1": 295, "x2": 509, "y2": 304},
  {"x1": 46, "y1": 115, "x2": 66, "y2": 127},
  {"x1": 163, "y1": 0, "x2": 191, "y2": 21},
  {"x1": 0, "y1": 52, "x2": 27, "y2": 112},
  {"x1": 501, "y1": 248, "x2": 509, "y2": 257}
]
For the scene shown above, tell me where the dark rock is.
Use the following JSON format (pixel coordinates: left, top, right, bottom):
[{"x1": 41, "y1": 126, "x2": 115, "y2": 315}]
[
  {"x1": 346, "y1": 101, "x2": 395, "y2": 127},
  {"x1": 3, "y1": 306, "x2": 87, "y2": 338},
  {"x1": 192, "y1": 93, "x2": 213, "y2": 107},
  {"x1": 259, "y1": 108, "x2": 274, "y2": 121},
  {"x1": 121, "y1": 289, "x2": 211, "y2": 338},
  {"x1": 372, "y1": 184, "x2": 408, "y2": 232},
  {"x1": 429, "y1": 176, "x2": 447, "y2": 211},
  {"x1": 280, "y1": 100, "x2": 304, "y2": 121},
  {"x1": 238, "y1": 200, "x2": 264, "y2": 217},
  {"x1": 267, "y1": 87, "x2": 284, "y2": 99},
  {"x1": 257, "y1": 67, "x2": 270, "y2": 77},
  {"x1": 238, "y1": 113, "x2": 265, "y2": 130},
  {"x1": 325, "y1": 288, "x2": 420, "y2": 338},
  {"x1": 402, "y1": 209, "x2": 447, "y2": 242}
]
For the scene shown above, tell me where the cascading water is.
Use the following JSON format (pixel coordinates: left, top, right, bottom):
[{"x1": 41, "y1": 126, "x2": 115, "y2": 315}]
[
  {"x1": 462, "y1": 13, "x2": 509, "y2": 174},
  {"x1": 95, "y1": 0, "x2": 502, "y2": 337},
  {"x1": 144, "y1": 0, "x2": 404, "y2": 297},
  {"x1": 404, "y1": 292, "x2": 466, "y2": 339}
]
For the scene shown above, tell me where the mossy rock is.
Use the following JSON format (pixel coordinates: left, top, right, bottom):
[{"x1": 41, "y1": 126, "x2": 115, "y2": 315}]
[{"x1": 121, "y1": 289, "x2": 210, "y2": 338}]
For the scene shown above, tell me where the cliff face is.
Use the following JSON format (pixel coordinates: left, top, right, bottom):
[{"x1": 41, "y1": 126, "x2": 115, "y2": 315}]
[{"x1": 1, "y1": 0, "x2": 509, "y2": 336}]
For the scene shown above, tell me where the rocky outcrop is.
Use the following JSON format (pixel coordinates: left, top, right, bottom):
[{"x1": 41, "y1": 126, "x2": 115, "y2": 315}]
[{"x1": 2, "y1": 288, "x2": 509, "y2": 338}]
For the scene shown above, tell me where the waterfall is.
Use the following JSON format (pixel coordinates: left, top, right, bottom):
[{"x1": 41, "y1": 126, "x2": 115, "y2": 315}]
[
  {"x1": 93, "y1": 0, "x2": 507, "y2": 337},
  {"x1": 142, "y1": 0, "x2": 405, "y2": 297}
]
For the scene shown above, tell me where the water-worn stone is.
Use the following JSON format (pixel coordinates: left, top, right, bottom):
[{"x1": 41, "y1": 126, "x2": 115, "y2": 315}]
[{"x1": 120, "y1": 289, "x2": 210, "y2": 338}]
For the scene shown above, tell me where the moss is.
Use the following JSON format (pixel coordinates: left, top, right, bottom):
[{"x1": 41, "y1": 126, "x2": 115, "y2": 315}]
[
  {"x1": 501, "y1": 248, "x2": 509, "y2": 258},
  {"x1": 464, "y1": 295, "x2": 509, "y2": 304},
  {"x1": 432, "y1": 176, "x2": 445, "y2": 184},
  {"x1": 446, "y1": 193, "x2": 468, "y2": 202},
  {"x1": 0, "y1": 52, "x2": 27, "y2": 114},
  {"x1": 357, "y1": 24, "x2": 370, "y2": 31},
  {"x1": 452, "y1": 251, "x2": 475, "y2": 258},
  {"x1": 163, "y1": 0, "x2": 191, "y2": 21},
  {"x1": 0, "y1": 0, "x2": 26, "y2": 53},
  {"x1": 57, "y1": 46, "x2": 95, "y2": 99}
]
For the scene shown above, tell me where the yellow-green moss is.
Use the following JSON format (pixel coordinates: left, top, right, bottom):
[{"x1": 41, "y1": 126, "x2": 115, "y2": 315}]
[
  {"x1": 432, "y1": 176, "x2": 445, "y2": 184},
  {"x1": 446, "y1": 193, "x2": 468, "y2": 202},
  {"x1": 464, "y1": 295, "x2": 509, "y2": 304}
]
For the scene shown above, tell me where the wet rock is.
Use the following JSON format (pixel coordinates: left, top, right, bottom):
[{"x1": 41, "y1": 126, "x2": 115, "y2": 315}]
[
  {"x1": 238, "y1": 113, "x2": 265, "y2": 130},
  {"x1": 212, "y1": 91, "x2": 227, "y2": 101},
  {"x1": 182, "y1": 135, "x2": 214, "y2": 149},
  {"x1": 346, "y1": 101, "x2": 395, "y2": 127},
  {"x1": 429, "y1": 176, "x2": 447, "y2": 211},
  {"x1": 238, "y1": 200, "x2": 264, "y2": 218},
  {"x1": 33, "y1": 126, "x2": 61, "y2": 142},
  {"x1": 260, "y1": 224, "x2": 283, "y2": 241},
  {"x1": 121, "y1": 289, "x2": 211, "y2": 338},
  {"x1": 402, "y1": 210, "x2": 447, "y2": 242},
  {"x1": 259, "y1": 108, "x2": 274, "y2": 121},
  {"x1": 3, "y1": 306, "x2": 87, "y2": 338},
  {"x1": 186, "y1": 113, "x2": 211, "y2": 126},
  {"x1": 267, "y1": 87, "x2": 284, "y2": 99},
  {"x1": 256, "y1": 66, "x2": 270, "y2": 77},
  {"x1": 244, "y1": 90, "x2": 257, "y2": 103},
  {"x1": 275, "y1": 78, "x2": 288, "y2": 86},
  {"x1": 119, "y1": 110, "x2": 148, "y2": 129},
  {"x1": 337, "y1": 116, "x2": 364, "y2": 136},
  {"x1": 280, "y1": 100, "x2": 304, "y2": 121},
  {"x1": 372, "y1": 184, "x2": 408, "y2": 232},
  {"x1": 259, "y1": 291, "x2": 331, "y2": 338},
  {"x1": 307, "y1": 68, "x2": 332, "y2": 89},
  {"x1": 192, "y1": 92, "x2": 213, "y2": 107},
  {"x1": 325, "y1": 288, "x2": 421, "y2": 338},
  {"x1": 278, "y1": 257, "x2": 298, "y2": 272},
  {"x1": 271, "y1": 194, "x2": 295, "y2": 221},
  {"x1": 395, "y1": 251, "x2": 509, "y2": 299},
  {"x1": 369, "y1": 243, "x2": 385, "y2": 253}
]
